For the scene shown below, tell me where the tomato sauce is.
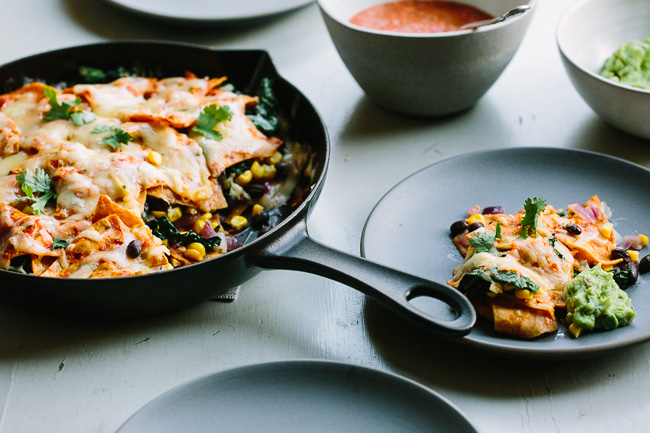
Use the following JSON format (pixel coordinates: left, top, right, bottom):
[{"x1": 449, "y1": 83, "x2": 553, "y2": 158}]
[{"x1": 349, "y1": 1, "x2": 493, "y2": 33}]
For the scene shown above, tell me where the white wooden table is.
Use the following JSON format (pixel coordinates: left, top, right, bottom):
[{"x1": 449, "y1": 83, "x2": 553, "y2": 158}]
[{"x1": 2, "y1": 1, "x2": 650, "y2": 432}]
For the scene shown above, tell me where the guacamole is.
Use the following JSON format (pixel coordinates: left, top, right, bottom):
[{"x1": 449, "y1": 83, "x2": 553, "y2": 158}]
[
  {"x1": 565, "y1": 264, "x2": 635, "y2": 335},
  {"x1": 600, "y1": 36, "x2": 650, "y2": 90}
]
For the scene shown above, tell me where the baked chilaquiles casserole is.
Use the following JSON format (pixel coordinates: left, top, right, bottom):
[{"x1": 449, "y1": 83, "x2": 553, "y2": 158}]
[{"x1": 0, "y1": 70, "x2": 310, "y2": 278}]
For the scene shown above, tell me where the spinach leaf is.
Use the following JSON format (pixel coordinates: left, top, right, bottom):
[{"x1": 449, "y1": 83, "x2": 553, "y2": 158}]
[{"x1": 145, "y1": 216, "x2": 220, "y2": 249}]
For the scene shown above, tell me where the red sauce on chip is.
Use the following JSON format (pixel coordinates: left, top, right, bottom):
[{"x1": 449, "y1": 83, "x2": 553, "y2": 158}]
[{"x1": 349, "y1": 1, "x2": 493, "y2": 33}]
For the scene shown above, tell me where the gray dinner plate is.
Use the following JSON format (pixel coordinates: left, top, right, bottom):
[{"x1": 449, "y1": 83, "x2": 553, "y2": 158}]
[
  {"x1": 102, "y1": 0, "x2": 313, "y2": 24},
  {"x1": 115, "y1": 360, "x2": 477, "y2": 433},
  {"x1": 361, "y1": 147, "x2": 650, "y2": 359}
]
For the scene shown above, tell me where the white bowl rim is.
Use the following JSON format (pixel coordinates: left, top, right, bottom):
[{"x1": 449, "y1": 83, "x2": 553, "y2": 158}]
[
  {"x1": 556, "y1": 0, "x2": 650, "y2": 95},
  {"x1": 317, "y1": 0, "x2": 538, "y2": 38}
]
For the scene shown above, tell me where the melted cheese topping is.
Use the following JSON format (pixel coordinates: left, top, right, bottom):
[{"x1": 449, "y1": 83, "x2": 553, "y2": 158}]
[{"x1": 0, "y1": 75, "x2": 285, "y2": 278}]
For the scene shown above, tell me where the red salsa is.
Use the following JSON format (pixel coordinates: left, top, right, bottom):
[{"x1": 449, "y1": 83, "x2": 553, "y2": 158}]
[{"x1": 349, "y1": 1, "x2": 493, "y2": 33}]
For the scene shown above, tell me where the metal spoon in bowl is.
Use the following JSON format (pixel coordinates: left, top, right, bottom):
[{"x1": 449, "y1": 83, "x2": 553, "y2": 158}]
[{"x1": 459, "y1": 5, "x2": 531, "y2": 31}]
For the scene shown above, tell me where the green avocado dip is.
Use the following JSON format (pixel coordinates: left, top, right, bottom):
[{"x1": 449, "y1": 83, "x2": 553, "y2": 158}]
[
  {"x1": 565, "y1": 264, "x2": 635, "y2": 338},
  {"x1": 600, "y1": 36, "x2": 650, "y2": 90}
]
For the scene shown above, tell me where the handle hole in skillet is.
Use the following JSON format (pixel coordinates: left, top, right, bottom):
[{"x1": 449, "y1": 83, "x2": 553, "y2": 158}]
[{"x1": 407, "y1": 294, "x2": 459, "y2": 322}]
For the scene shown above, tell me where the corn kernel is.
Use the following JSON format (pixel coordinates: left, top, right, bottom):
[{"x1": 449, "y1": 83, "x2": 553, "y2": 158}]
[
  {"x1": 230, "y1": 215, "x2": 248, "y2": 230},
  {"x1": 515, "y1": 289, "x2": 534, "y2": 300},
  {"x1": 151, "y1": 210, "x2": 166, "y2": 218},
  {"x1": 170, "y1": 258, "x2": 180, "y2": 268},
  {"x1": 200, "y1": 212, "x2": 212, "y2": 221},
  {"x1": 193, "y1": 219, "x2": 206, "y2": 234},
  {"x1": 263, "y1": 164, "x2": 276, "y2": 180},
  {"x1": 640, "y1": 234, "x2": 649, "y2": 246},
  {"x1": 165, "y1": 263, "x2": 174, "y2": 270},
  {"x1": 167, "y1": 207, "x2": 182, "y2": 222},
  {"x1": 251, "y1": 161, "x2": 265, "y2": 179},
  {"x1": 267, "y1": 151, "x2": 283, "y2": 165},
  {"x1": 252, "y1": 204, "x2": 264, "y2": 217},
  {"x1": 467, "y1": 213, "x2": 485, "y2": 225},
  {"x1": 147, "y1": 150, "x2": 163, "y2": 166},
  {"x1": 187, "y1": 242, "x2": 206, "y2": 257},
  {"x1": 235, "y1": 170, "x2": 253, "y2": 186},
  {"x1": 184, "y1": 248, "x2": 204, "y2": 261},
  {"x1": 599, "y1": 222, "x2": 613, "y2": 239},
  {"x1": 569, "y1": 323, "x2": 583, "y2": 338},
  {"x1": 628, "y1": 250, "x2": 640, "y2": 262},
  {"x1": 161, "y1": 239, "x2": 168, "y2": 246},
  {"x1": 211, "y1": 221, "x2": 219, "y2": 229}
]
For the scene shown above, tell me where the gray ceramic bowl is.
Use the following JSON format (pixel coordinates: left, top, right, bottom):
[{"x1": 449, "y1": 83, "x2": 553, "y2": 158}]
[
  {"x1": 318, "y1": 0, "x2": 536, "y2": 116},
  {"x1": 557, "y1": 0, "x2": 650, "y2": 139}
]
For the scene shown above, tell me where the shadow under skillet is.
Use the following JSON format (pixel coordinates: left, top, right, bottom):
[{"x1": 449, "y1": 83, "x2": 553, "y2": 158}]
[
  {"x1": 62, "y1": 0, "x2": 307, "y2": 43},
  {"x1": 362, "y1": 298, "x2": 647, "y2": 401}
]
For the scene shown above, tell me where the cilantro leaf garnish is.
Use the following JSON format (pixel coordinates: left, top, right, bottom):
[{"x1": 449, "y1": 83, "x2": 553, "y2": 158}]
[
  {"x1": 43, "y1": 86, "x2": 95, "y2": 125},
  {"x1": 92, "y1": 125, "x2": 133, "y2": 149},
  {"x1": 52, "y1": 238, "x2": 70, "y2": 250},
  {"x1": 194, "y1": 104, "x2": 233, "y2": 140},
  {"x1": 43, "y1": 86, "x2": 80, "y2": 120},
  {"x1": 70, "y1": 110, "x2": 96, "y2": 126},
  {"x1": 101, "y1": 129, "x2": 133, "y2": 150},
  {"x1": 469, "y1": 231, "x2": 497, "y2": 254},
  {"x1": 519, "y1": 197, "x2": 547, "y2": 239},
  {"x1": 16, "y1": 168, "x2": 57, "y2": 215},
  {"x1": 495, "y1": 222, "x2": 502, "y2": 240}
]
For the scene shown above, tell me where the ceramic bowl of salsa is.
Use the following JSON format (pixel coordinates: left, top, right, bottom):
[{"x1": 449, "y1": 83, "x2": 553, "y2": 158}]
[
  {"x1": 318, "y1": 0, "x2": 536, "y2": 116},
  {"x1": 557, "y1": 0, "x2": 650, "y2": 140}
]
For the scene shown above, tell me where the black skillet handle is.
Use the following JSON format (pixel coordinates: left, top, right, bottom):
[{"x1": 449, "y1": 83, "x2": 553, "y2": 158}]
[{"x1": 251, "y1": 220, "x2": 475, "y2": 338}]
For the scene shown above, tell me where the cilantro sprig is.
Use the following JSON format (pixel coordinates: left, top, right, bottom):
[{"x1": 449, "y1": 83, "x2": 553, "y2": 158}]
[
  {"x1": 16, "y1": 168, "x2": 57, "y2": 215},
  {"x1": 92, "y1": 125, "x2": 133, "y2": 150},
  {"x1": 519, "y1": 197, "x2": 547, "y2": 239},
  {"x1": 468, "y1": 222, "x2": 502, "y2": 254},
  {"x1": 194, "y1": 104, "x2": 233, "y2": 140},
  {"x1": 43, "y1": 86, "x2": 96, "y2": 126}
]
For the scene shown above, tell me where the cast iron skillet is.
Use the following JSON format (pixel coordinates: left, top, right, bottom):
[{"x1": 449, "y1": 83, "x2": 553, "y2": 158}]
[{"x1": 0, "y1": 41, "x2": 474, "y2": 337}]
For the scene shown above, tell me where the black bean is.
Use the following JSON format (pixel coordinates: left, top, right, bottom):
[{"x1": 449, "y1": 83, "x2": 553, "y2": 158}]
[
  {"x1": 244, "y1": 184, "x2": 266, "y2": 198},
  {"x1": 616, "y1": 262, "x2": 639, "y2": 288},
  {"x1": 566, "y1": 224, "x2": 582, "y2": 235},
  {"x1": 482, "y1": 206, "x2": 504, "y2": 215},
  {"x1": 639, "y1": 255, "x2": 650, "y2": 274},
  {"x1": 450, "y1": 220, "x2": 468, "y2": 237},
  {"x1": 146, "y1": 196, "x2": 170, "y2": 212},
  {"x1": 467, "y1": 222, "x2": 484, "y2": 233},
  {"x1": 274, "y1": 161, "x2": 290, "y2": 180},
  {"x1": 126, "y1": 240, "x2": 142, "y2": 258},
  {"x1": 611, "y1": 247, "x2": 631, "y2": 264},
  {"x1": 252, "y1": 211, "x2": 270, "y2": 228},
  {"x1": 258, "y1": 225, "x2": 272, "y2": 236}
]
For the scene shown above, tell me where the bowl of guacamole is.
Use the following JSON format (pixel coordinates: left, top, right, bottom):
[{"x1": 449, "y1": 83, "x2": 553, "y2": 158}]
[
  {"x1": 600, "y1": 36, "x2": 650, "y2": 90},
  {"x1": 557, "y1": 0, "x2": 650, "y2": 140}
]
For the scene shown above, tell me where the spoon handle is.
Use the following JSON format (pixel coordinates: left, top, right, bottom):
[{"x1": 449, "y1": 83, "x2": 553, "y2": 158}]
[{"x1": 459, "y1": 5, "x2": 531, "y2": 31}]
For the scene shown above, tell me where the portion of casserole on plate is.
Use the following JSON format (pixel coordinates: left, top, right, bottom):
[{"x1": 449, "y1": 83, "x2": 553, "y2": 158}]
[
  {"x1": 0, "y1": 72, "x2": 308, "y2": 278},
  {"x1": 448, "y1": 196, "x2": 639, "y2": 339}
]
